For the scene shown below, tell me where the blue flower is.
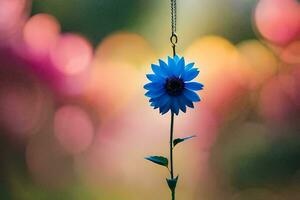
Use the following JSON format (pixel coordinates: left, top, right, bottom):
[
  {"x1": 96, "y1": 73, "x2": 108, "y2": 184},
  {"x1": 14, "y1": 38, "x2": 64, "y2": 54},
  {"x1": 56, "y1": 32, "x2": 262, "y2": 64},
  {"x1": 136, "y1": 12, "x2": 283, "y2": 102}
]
[{"x1": 144, "y1": 55, "x2": 203, "y2": 115}]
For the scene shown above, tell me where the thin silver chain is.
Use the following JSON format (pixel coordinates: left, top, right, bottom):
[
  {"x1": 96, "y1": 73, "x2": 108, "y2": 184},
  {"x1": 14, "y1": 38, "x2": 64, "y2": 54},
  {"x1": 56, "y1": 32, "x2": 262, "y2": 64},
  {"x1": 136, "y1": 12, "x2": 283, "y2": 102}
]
[
  {"x1": 171, "y1": 0, "x2": 177, "y2": 34},
  {"x1": 170, "y1": 0, "x2": 178, "y2": 56}
]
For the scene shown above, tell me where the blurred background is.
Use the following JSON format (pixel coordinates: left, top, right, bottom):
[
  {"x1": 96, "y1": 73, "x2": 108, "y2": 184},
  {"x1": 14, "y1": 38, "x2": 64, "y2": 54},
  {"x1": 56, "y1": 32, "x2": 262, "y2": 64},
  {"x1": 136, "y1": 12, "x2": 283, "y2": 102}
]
[{"x1": 0, "y1": 0, "x2": 300, "y2": 199}]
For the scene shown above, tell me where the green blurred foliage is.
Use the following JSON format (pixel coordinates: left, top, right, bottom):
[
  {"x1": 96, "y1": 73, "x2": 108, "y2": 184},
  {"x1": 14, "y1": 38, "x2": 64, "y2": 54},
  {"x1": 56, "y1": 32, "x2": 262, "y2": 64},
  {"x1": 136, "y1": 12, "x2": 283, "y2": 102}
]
[
  {"x1": 213, "y1": 124, "x2": 300, "y2": 190},
  {"x1": 31, "y1": 0, "x2": 257, "y2": 48},
  {"x1": 32, "y1": 0, "x2": 144, "y2": 46},
  {"x1": 232, "y1": 135, "x2": 300, "y2": 189},
  {"x1": 221, "y1": 0, "x2": 258, "y2": 43}
]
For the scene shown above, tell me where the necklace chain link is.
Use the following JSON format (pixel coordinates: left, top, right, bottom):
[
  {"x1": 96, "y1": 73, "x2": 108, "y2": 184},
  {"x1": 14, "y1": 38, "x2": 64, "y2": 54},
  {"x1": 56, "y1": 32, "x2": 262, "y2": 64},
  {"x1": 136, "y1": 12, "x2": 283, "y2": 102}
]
[
  {"x1": 170, "y1": 0, "x2": 178, "y2": 56},
  {"x1": 171, "y1": 0, "x2": 176, "y2": 34}
]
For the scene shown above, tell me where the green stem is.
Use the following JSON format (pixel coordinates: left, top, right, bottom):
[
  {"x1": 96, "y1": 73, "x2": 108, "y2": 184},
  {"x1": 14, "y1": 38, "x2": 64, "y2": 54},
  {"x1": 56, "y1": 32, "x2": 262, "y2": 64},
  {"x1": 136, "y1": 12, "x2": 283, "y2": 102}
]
[{"x1": 169, "y1": 112, "x2": 175, "y2": 200}]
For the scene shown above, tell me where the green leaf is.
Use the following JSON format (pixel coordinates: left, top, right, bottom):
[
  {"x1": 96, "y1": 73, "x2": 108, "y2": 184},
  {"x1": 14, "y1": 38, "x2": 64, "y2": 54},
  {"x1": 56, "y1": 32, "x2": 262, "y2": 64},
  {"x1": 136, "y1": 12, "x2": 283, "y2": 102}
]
[
  {"x1": 166, "y1": 176, "x2": 179, "y2": 191},
  {"x1": 145, "y1": 156, "x2": 168, "y2": 167},
  {"x1": 173, "y1": 135, "x2": 196, "y2": 147}
]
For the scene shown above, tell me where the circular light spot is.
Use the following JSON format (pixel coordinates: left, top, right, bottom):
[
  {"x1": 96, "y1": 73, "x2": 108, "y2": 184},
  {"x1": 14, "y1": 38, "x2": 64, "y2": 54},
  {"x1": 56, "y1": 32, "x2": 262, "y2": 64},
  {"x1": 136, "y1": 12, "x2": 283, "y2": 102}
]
[
  {"x1": 184, "y1": 36, "x2": 248, "y2": 87},
  {"x1": 185, "y1": 36, "x2": 238, "y2": 69},
  {"x1": 0, "y1": 0, "x2": 28, "y2": 42},
  {"x1": 255, "y1": 0, "x2": 300, "y2": 45},
  {"x1": 87, "y1": 62, "x2": 141, "y2": 117},
  {"x1": 184, "y1": 36, "x2": 249, "y2": 118},
  {"x1": 95, "y1": 32, "x2": 155, "y2": 68},
  {"x1": 237, "y1": 40, "x2": 278, "y2": 88},
  {"x1": 50, "y1": 34, "x2": 93, "y2": 75},
  {"x1": 59, "y1": 69, "x2": 90, "y2": 96},
  {"x1": 23, "y1": 14, "x2": 60, "y2": 56},
  {"x1": 54, "y1": 105, "x2": 94, "y2": 154}
]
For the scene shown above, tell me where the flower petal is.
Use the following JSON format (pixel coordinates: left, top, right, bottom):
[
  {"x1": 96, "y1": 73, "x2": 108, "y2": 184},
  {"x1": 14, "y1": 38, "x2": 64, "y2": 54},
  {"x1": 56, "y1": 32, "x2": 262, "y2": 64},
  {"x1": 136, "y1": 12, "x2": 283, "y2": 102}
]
[
  {"x1": 144, "y1": 82, "x2": 164, "y2": 90},
  {"x1": 168, "y1": 56, "x2": 177, "y2": 72},
  {"x1": 185, "y1": 82, "x2": 204, "y2": 91},
  {"x1": 171, "y1": 97, "x2": 180, "y2": 115},
  {"x1": 150, "y1": 94, "x2": 170, "y2": 108},
  {"x1": 150, "y1": 102, "x2": 159, "y2": 109},
  {"x1": 185, "y1": 63, "x2": 195, "y2": 71},
  {"x1": 174, "y1": 55, "x2": 180, "y2": 63},
  {"x1": 183, "y1": 89, "x2": 201, "y2": 102},
  {"x1": 145, "y1": 88, "x2": 165, "y2": 98},
  {"x1": 151, "y1": 64, "x2": 167, "y2": 78},
  {"x1": 146, "y1": 74, "x2": 164, "y2": 82},
  {"x1": 159, "y1": 59, "x2": 171, "y2": 76},
  {"x1": 177, "y1": 96, "x2": 187, "y2": 112},
  {"x1": 174, "y1": 57, "x2": 185, "y2": 77},
  {"x1": 180, "y1": 95, "x2": 194, "y2": 108},
  {"x1": 160, "y1": 100, "x2": 171, "y2": 115},
  {"x1": 182, "y1": 69, "x2": 199, "y2": 81},
  {"x1": 160, "y1": 95, "x2": 171, "y2": 107}
]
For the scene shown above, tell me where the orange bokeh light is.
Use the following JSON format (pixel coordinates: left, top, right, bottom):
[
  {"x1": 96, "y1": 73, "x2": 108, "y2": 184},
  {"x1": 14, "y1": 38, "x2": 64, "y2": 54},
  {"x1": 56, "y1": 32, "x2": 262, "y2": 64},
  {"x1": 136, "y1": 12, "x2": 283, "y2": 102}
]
[{"x1": 184, "y1": 36, "x2": 249, "y2": 118}]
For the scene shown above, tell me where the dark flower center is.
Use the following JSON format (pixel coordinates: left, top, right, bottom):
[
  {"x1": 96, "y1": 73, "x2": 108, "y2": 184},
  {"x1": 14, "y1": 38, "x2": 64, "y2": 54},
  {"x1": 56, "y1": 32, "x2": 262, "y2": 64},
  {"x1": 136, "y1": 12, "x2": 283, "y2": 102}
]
[{"x1": 164, "y1": 77, "x2": 185, "y2": 96}]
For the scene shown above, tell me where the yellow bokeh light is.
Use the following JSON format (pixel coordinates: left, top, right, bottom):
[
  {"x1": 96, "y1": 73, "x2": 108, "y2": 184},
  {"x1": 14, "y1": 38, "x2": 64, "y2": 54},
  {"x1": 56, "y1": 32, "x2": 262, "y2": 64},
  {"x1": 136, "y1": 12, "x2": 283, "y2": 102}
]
[
  {"x1": 95, "y1": 32, "x2": 156, "y2": 69},
  {"x1": 237, "y1": 40, "x2": 278, "y2": 88}
]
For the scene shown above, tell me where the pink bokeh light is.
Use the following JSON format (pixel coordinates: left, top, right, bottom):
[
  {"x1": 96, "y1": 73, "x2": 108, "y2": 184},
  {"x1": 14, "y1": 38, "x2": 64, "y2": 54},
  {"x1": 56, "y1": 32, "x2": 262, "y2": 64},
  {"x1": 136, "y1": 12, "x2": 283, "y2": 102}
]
[
  {"x1": 23, "y1": 13, "x2": 61, "y2": 57},
  {"x1": 54, "y1": 105, "x2": 94, "y2": 154},
  {"x1": 255, "y1": 0, "x2": 300, "y2": 45},
  {"x1": 50, "y1": 34, "x2": 93, "y2": 76},
  {"x1": 0, "y1": 0, "x2": 28, "y2": 43}
]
